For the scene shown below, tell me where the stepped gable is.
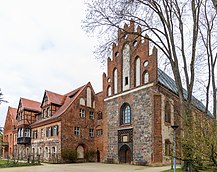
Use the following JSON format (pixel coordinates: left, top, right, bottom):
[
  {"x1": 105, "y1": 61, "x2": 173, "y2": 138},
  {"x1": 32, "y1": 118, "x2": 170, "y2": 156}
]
[{"x1": 103, "y1": 19, "x2": 158, "y2": 96}]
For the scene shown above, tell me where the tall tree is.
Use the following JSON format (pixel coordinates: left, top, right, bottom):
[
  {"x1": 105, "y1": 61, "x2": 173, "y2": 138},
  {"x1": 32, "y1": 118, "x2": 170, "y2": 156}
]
[
  {"x1": 199, "y1": 0, "x2": 217, "y2": 118},
  {"x1": 83, "y1": 0, "x2": 217, "y2": 115},
  {"x1": 83, "y1": 0, "x2": 216, "y2": 170}
]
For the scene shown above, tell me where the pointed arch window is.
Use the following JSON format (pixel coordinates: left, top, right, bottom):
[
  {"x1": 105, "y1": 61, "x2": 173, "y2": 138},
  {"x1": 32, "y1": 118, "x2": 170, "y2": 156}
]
[
  {"x1": 113, "y1": 68, "x2": 118, "y2": 94},
  {"x1": 143, "y1": 71, "x2": 149, "y2": 84},
  {"x1": 120, "y1": 103, "x2": 131, "y2": 125},
  {"x1": 135, "y1": 57, "x2": 141, "y2": 87},
  {"x1": 107, "y1": 86, "x2": 111, "y2": 96},
  {"x1": 122, "y1": 44, "x2": 130, "y2": 91},
  {"x1": 165, "y1": 101, "x2": 171, "y2": 123}
]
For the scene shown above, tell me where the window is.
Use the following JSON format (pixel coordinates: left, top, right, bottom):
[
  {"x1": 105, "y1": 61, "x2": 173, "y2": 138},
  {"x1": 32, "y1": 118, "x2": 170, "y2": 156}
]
[
  {"x1": 125, "y1": 77, "x2": 128, "y2": 85},
  {"x1": 107, "y1": 86, "x2": 111, "y2": 96},
  {"x1": 122, "y1": 44, "x2": 130, "y2": 91},
  {"x1": 89, "y1": 129, "x2": 94, "y2": 137},
  {"x1": 41, "y1": 128, "x2": 44, "y2": 138},
  {"x1": 135, "y1": 57, "x2": 141, "y2": 87},
  {"x1": 45, "y1": 147, "x2": 49, "y2": 158},
  {"x1": 87, "y1": 87, "x2": 92, "y2": 107},
  {"x1": 24, "y1": 129, "x2": 30, "y2": 137},
  {"x1": 143, "y1": 71, "x2": 149, "y2": 84},
  {"x1": 32, "y1": 130, "x2": 38, "y2": 139},
  {"x1": 165, "y1": 101, "x2": 171, "y2": 123},
  {"x1": 46, "y1": 127, "x2": 52, "y2": 137},
  {"x1": 97, "y1": 111, "x2": 102, "y2": 120},
  {"x1": 80, "y1": 109, "x2": 85, "y2": 118},
  {"x1": 96, "y1": 129, "x2": 103, "y2": 136},
  {"x1": 113, "y1": 68, "x2": 118, "y2": 94},
  {"x1": 53, "y1": 126, "x2": 58, "y2": 136},
  {"x1": 120, "y1": 103, "x2": 131, "y2": 125},
  {"x1": 89, "y1": 111, "x2": 94, "y2": 120},
  {"x1": 74, "y1": 127, "x2": 80, "y2": 136},
  {"x1": 165, "y1": 139, "x2": 171, "y2": 156},
  {"x1": 47, "y1": 107, "x2": 51, "y2": 117}
]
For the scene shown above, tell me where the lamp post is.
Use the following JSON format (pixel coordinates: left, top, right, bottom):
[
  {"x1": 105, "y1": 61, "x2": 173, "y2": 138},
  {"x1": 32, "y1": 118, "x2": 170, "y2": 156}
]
[{"x1": 171, "y1": 125, "x2": 179, "y2": 172}]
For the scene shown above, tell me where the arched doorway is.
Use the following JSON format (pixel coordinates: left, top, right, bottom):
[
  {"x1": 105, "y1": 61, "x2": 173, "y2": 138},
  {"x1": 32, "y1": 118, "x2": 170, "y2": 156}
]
[
  {"x1": 77, "y1": 145, "x2": 84, "y2": 159},
  {"x1": 97, "y1": 150, "x2": 100, "y2": 162},
  {"x1": 119, "y1": 145, "x2": 132, "y2": 163}
]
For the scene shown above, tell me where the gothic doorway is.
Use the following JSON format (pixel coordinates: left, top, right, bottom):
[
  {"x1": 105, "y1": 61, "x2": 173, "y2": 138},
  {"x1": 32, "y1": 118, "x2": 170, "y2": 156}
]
[
  {"x1": 119, "y1": 144, "x2": 132, "y2": 164},
  {"x1": 97, "y1": 150, "x2": 100, "y2": 162},
  {"x1": 77, "y1": 145, "x2": 84, "y2": 159}
]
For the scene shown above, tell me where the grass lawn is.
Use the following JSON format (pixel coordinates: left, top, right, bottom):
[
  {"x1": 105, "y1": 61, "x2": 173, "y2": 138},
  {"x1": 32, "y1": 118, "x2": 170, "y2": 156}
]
[
  {"x1": 163, "y1": 168, "x2": 216, "y2": 172},
  {"x1": 0, "y1": 159, "x2": 41, "y2": 168},
  {"x1": 163, "y1": 168, "x2": 183, "y2": 172}
]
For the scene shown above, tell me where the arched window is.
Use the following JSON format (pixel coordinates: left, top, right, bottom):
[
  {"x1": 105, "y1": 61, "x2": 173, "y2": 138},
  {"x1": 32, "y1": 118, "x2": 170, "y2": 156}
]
[
  {"x1": 135, "y1": 57, "x2": 140, "y2": 87},
  {"x1": 122, "y1": 44, "x2": 130, "y2": 91},
  {"x1": 79, "y1": 98, "x2": 85, "y2": 106},
  {"x1": 165, "y1": 101, "x2": 171, "y2": 123},
  {"x1": 120, "y1": 103, "x2": 131, "y2": 125},
  {"x1": 77, "y1": 145, "x2": 84, "y2": 159},
  {"x1": 107, "y1": 86, "x2": 111, "y2": 96},
  {"x1": 87, "y1": 87, "x2": 92, "y2": 107},
  {"x1": 113, "y1": 68, "x2": 118, "y2": 94},
  {"x1": 143, "y1": 71, "x2": 149, "y2": 84}
]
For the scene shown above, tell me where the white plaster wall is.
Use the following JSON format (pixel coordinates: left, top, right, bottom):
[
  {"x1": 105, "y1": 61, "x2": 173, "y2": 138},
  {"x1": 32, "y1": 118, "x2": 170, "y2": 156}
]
[{"x1": 122, "y1": 44, "x2": 130, "y2": 91}]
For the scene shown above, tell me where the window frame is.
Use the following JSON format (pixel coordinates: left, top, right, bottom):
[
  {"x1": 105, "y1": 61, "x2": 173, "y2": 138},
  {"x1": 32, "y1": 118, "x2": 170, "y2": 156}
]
[{"x1": 120, "y1": 103, "x2": 131, "y2": 125}]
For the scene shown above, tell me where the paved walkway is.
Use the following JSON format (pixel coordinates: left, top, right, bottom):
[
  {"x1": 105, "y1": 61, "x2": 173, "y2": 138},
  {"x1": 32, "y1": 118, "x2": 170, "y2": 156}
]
[{"x1": 0, "y1": 163, "x2": 172, "y2": 172}]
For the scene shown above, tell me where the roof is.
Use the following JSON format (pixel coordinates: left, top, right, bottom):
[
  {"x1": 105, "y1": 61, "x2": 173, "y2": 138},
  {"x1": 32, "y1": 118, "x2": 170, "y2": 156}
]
[
  {"x1": 158, "y1": 68, "x2": 211, "y2": 115},
  {"x1": 31, "y1": 83, "x2": 88, "y2": 127},
  {"x1": 8, "y1": 106, "x2": 18, "y2": 126},
  {"x1": 44, "y1": 90, "x2": 65, "y2": 106},
  {"x1": 20, "y1": 98, "x2": 41, "y2": 112}
]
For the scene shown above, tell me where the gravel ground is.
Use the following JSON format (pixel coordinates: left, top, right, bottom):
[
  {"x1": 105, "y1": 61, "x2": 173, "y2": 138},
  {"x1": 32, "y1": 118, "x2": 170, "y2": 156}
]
[{"x1": 0, "y1": 163, "x2": 172, "y2": 172}]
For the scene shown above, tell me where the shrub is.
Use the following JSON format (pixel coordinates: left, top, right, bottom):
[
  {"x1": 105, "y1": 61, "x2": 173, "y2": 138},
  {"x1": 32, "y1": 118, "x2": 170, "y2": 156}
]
[
  {"x1": 62, "y1": 148, "x2": 77, "y2": 163},
  {"x1": 85, "y1": 150, "x2": 96, "y2": 162}
]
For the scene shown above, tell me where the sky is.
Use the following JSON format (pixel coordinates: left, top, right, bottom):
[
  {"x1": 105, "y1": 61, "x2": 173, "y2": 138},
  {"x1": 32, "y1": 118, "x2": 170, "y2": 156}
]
[{"x1": 0, "y1": 0, "x2": 105, "y2": 127}]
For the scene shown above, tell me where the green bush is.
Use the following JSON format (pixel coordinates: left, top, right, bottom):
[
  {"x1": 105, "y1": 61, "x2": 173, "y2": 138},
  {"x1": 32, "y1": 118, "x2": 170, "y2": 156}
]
[
  {"x1": 62, "y1": 148, "x2": 77, "y2": 163},
  {"x1": 85, "y1": 150, "x2": 96, "y2": 162}
]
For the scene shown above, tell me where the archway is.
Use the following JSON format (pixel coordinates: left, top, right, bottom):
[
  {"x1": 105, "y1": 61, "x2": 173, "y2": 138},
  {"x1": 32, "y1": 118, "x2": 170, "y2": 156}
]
[
  {"x1": 77, "y1": 145, "x2": 84, "y2": 159},
  {"x1": 119, "y1": 145, "x2": 132, "y2": 164}
]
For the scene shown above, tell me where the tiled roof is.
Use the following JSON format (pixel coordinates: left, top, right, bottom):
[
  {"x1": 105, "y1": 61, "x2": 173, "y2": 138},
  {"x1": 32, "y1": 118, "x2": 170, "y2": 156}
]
[
  {"x1": 31, "y1": 84, "x2": 87, "y2": 126},
  {"x1": 45, "y1": 90, "x2": 65, "y2": 106},
  {"x1": 158, "y1": 68, "x2": 211, "y2": 115},
  {"x1": 20, "y1": 98, "x2": 41, "y2": 112}
]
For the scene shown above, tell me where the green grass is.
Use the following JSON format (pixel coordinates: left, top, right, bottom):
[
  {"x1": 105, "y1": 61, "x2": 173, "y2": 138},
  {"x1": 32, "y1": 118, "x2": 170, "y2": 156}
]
[
  {"x1": 163, "y1": 168, "x2": 183, "y2": 172},
  {"x1": 0, "y1": 159, "x2": 41, "y2": 168},
  {"x1": 0, "y1": 160, "x2": 8, "y2": 164},
  {"x1": 163, "y1": 168, "x2": 216, "y2": 172}
]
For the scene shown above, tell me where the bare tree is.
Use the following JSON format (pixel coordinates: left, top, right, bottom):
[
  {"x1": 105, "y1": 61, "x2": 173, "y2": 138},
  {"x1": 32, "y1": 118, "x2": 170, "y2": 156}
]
[
  {"x1": 83, "y1": 0, "x2": 217, "y2": 170},
  {"x1": 199, "y1": 0, "x2": 217, "y2": 118},
  {"x1": 83, "y1": 0, "x2": 214, "y2": 116}
]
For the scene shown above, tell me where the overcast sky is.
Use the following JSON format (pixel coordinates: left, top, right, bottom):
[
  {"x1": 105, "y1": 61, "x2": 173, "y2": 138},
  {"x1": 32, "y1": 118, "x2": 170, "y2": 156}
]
[{"x1": 0, "y1": 0, "x2": 105, "y2": 127}]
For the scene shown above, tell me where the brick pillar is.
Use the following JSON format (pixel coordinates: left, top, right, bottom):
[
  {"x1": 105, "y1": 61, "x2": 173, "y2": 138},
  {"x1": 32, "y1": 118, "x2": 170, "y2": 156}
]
[{"x1": 153, "y1": 95, "x2": 162, "y2": 163}]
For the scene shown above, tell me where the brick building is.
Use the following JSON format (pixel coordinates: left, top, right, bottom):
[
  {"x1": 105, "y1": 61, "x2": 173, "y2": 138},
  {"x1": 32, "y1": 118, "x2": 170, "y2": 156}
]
[
  {"x1": 2, "y1": 106, "x2": 17, "y2": 158},
  {"x1": 2, "y1": 21, "x2": 210, "y2": 165}
]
